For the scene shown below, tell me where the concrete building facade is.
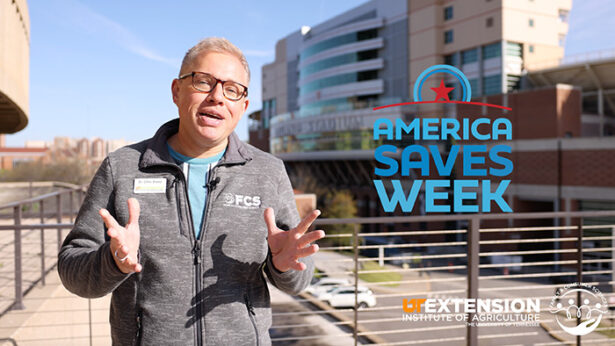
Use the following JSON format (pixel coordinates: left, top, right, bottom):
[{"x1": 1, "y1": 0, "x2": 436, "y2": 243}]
[
  {"x1": 259, "y1": 0, "x2": 572, "y2": 159},
  {"x1": 0, "y1": 0, "x2": 30, "y2": 134}
]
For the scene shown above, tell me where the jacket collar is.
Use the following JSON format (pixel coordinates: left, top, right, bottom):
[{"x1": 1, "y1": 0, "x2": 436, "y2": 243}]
[{"x1": 139, "y1": 118, "x2": 252, "y2": 169}]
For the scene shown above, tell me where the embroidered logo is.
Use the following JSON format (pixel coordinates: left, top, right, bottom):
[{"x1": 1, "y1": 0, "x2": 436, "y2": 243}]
[{"x1": 222, "y1": 193, "x2": 261, "y2": 209}]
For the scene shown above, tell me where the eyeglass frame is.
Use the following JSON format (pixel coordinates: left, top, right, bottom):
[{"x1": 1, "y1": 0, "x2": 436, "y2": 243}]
[{"x1": 177, "y1": 71, "x2": 248, "y2": 101}]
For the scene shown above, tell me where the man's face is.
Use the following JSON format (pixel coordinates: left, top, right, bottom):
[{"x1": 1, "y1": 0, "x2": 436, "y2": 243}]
[{"x1": 172, "y1": 52, "x2": 249, "y2": 149}]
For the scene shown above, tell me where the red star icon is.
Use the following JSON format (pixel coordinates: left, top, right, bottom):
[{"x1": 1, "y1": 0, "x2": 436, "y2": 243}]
[{"x1": 430, "y1": 79, "x2": 455, "y2": 101}]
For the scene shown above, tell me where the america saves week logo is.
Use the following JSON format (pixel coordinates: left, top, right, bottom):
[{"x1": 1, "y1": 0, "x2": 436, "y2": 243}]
[{"x1": 371, "y1": 64, "x2": 514, "y2": 214}]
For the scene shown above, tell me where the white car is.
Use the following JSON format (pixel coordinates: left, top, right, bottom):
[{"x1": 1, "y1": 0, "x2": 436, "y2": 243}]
[
  {"x1": 318, "y1": 285, "x2": 377, "y2": 309},
  {"x1": 305, "y1": 278, "x2": 350, "y2": 296}
]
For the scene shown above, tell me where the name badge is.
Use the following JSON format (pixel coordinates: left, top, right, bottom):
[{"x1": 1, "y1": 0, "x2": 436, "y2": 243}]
[{"x1": 134, "y1": 178, "x2": 167, "y2": 194}]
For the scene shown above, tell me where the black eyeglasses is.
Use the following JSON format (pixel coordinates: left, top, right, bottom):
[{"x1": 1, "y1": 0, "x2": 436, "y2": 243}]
[{"x1": 178, "y1": 71, "x2": 248, "y2": 101}]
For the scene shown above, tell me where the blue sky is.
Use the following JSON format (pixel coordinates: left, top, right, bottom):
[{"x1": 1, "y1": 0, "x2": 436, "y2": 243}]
[{"x1": 5, "y1": 0, "x2": 615, "y2": 146}]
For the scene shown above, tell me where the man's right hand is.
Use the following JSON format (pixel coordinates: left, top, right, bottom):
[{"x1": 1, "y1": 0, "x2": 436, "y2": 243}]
[{"x1": 100, "y1": 198, "x2": 142, "y2": 274}]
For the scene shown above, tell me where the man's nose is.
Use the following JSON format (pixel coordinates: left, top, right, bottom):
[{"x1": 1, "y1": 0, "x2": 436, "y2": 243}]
[{"x1": 205, "y1": 82, "x2": 225, "y2": 103}]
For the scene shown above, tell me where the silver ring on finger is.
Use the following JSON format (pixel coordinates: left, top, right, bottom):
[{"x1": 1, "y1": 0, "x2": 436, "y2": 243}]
[{"x1": 114, "y1": 248, "x2": 130, "y2": 263}]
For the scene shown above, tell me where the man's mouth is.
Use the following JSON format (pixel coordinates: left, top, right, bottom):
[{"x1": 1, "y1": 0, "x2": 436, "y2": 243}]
[{"x1": 199, "y1": 112, "x2": 223, "y2": 120}]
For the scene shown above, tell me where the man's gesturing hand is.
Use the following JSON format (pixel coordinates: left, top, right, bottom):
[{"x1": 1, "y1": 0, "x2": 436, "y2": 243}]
[
  {"x1": 264, "y1": 208, "x2": 325, "y2": 272},
  {"x1": 100, "y1": 198, "x2": 142, "y2": 274}
]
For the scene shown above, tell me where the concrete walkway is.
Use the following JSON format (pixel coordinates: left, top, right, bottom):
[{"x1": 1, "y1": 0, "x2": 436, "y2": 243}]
[
  {"x1": 0, "y1": 270, "x2": 111, "y2": 346},
  {"x1": 0, "y1": 267, "x2": 353, "y2": 345}
]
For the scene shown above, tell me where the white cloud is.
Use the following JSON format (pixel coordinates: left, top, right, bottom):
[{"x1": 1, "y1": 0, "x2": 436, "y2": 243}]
[{"x1": 53, "y1": 0, "x2": 180, "y2": 67}]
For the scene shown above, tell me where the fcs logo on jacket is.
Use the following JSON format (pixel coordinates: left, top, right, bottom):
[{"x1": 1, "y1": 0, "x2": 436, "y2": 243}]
[{"x1": 223, "y1": 193, "x2": 262, "y2": 209}]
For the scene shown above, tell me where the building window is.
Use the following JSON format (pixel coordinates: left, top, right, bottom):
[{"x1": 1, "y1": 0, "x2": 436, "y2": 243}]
[
  {"x1": 483, "y1": 74, "x2": 502, "y2": 95},
  {"x1": 559, "y1": 9, "x2": 569, "y2": 23},
  {"x1": 528, "y1": 45, "x2": 534, "y2": 53},
  {"x1": 486, "y1": 17, "x2": 493, "y2": 27},
  {"x1": 558, "y1": 34, "x2": 566, "y2": 47},
  {"x1": 529, "y1": 18, "x2": 534, "y2": 27},
  {"x1": 444, "y1": 6, "x2": 453, "y2": 21},
  {"x1": 444, "y1": 30, "x2": 454, "y2": 44},
  {"x1": 482, "y1": 42, "x2": 501, "y2": 59},
  {"x1": 444, "y1": 54, "x2": 457, "y2": 66},
  {"x1": 506, "y1": 42, "x2": 522, "y2": 58},
  {"x1": 462, "y1": 48, "x2": 478, "y2": 64},
  {"x1": 469, "y1": 78, "x2": 479, "y2": 96}
]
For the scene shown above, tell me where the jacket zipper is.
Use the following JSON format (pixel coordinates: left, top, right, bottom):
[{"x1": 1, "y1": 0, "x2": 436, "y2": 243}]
[
  {"x1": 135, "y1": 310, "x2": 143, "y2": 346},
  {"x1": 244, "y1": 293, "x2": 260, "y2": 346},
  {"x1": 172, "y1": 171, "x2": 202, "y2": 346},
  {"x1": 173, "y1": 162, "x2": 224, "y2": 346},
  {"x1": 192, "y1": 242, "x2": 203, "y2": 346},
  {"x1": 195, "y1": 167, "x2": 219, "y2": 345}
]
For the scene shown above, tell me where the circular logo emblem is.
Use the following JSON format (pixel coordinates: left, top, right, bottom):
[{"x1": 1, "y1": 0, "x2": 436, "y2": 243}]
[
  {"x1": 550, "y1": 284, "x2": 608, "y2": 336},
  {"x1": 223, "y1": 193, "x2": 234, "y2": 205},
  {"x1": 413, "y1": 64, "x2": 472, "y2": 102}
]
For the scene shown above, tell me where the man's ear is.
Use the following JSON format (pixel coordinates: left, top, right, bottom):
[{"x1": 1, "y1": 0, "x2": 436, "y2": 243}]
[
  {"x1": 242, "y1": 98, "x2": 250, "y2": 113},
  {"x1": 171, "y1": 79, "x2": 180, "y2": 105}
]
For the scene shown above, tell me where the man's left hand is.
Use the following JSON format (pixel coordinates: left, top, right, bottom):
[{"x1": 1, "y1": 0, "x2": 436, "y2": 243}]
[{"x1": 264, "y1": 208, "x2": 325, "y2": 272}]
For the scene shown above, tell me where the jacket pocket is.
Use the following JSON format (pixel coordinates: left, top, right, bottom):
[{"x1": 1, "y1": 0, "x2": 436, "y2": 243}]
[
  {"x1": 134, "y1": 309, "x2": 143, "y2": 346},
  {"x1": 170, "y1": 177, "x2": 188, "y2": 238},
  {"x1": 244, "y1": 293, "x2": 260, "y2": 346}
]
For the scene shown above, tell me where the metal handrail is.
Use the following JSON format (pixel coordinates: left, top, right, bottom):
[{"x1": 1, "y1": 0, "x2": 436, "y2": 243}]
[{"x1": 4, "y1": 184, "x2": 615, "y2": 346}]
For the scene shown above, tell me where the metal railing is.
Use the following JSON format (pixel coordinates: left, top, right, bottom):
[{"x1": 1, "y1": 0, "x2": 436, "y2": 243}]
[
  {"x1": 3, "y1": 185, "x2": 615, "y2": 345},
  {"x1": 0, "y1": 182, "x2": 86, "y2": 314},
  {"x1": 268, "y1": 210, "x2": 615, "y2": 346},
  {"x1": 525, "y1": 48, "x2": 615, "y2": 71}
]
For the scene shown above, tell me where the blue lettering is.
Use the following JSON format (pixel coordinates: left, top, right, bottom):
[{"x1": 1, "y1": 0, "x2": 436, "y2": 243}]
[
  {"x1": 441, "y1": 119, "x2": 461, "y2": 140},
  {"x1": 430, "y1": 145, "x2": 459, "y2": 176},
  {"x1": 493, "y1": 118, "x2": 512, "y2": 140},
  {"x1": 471, "y1": 118, "x2": 490, "y2": 140},
  {"x1": 374, "y1": 145, "x2": 398, "y2": 176},
  {"x1": 489, "y1": 145, "x2": 513, "y2": 176},
  {"x1": 373, "y1": 118, "x2": 393, "y2": 140},
  {"x1": 373, "y1": 180, "x2": 422, "y2": 212},
  {"x1": 422, "y1": 118, "x2": 439, "y2": 140},
  {"x1": 425, "y1": 180, "x2": 450, "y2": 213},
  {"x1": 397, "y1": 118, "x2": 420, "y2": 140},
  {"x1": 401, "y1": 145, "x2": 430, "y2": 176},
  {"x1": 482, "y1": 180, "x2": 512, "y2": 212},
  {"x1": 463, "y1": 145, "x2": 487, "y2": 176},
  {"x1": 454, "y1": 180, "x2": 478, "y2": 212}
]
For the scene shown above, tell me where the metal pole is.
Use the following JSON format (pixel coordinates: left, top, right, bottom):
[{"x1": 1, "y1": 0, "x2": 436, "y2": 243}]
[
  {"x1": 353, "y1": 223, "x2": 359, "y2": 346},
  {"x1": 88, "y1": 298, "x2": 93, "y2": 346},
  {"x1": 576, "y1": 222, "x2": 583, "y2": 346},
  {"x1": 13, "y1": 205, "x2": 24, "y2": 310},
  {"x1": 467, "y1": 217, "x2": 479, "y2": 346},
  {"x1": 56, "y1": 194, "x2": 63, "y2": 251},
  {"x1": 69, "y1": 190, "x2": 75, "y2": 223},
  {"x1": 40, "y1": 200, "x2": 45, "y2": 286}
]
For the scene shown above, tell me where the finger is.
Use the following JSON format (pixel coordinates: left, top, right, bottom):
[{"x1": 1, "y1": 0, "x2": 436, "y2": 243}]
[
  {"x1": 290, "y1": 261, "x2": 307, "y2": 271},
  {"x1": 297, "y1": 230, "x2": 325, "y2": 249},
  {"x1": 127, "y1": 198, "x2": 141, "y2": 226},
  {"x1": 99, "y1": 208, "x2": 121, "y2": 230},
  {"x1": 107, "y1": 227, "x2": 121, "y2": 240},
  {"x1": 264, "y1": 208, "x2": 278, "y2": 237},
  {"x1": 114, "y1": 245, "x2": 130, "y2": 261},
  {"x1": 295, "y1": 244, "x2": 320, "y2": 259},
  {"x1": 294, "y1": 209, "x2": 321, "y2": 236}
]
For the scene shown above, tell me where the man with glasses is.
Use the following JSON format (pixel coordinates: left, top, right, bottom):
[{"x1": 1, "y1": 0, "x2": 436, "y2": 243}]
[{"x1": 58, "y1": 37, "x2": 324, "y2": 345}]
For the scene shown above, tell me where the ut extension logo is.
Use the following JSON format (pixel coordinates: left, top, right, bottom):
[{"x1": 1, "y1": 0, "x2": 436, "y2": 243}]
[
  {"x1": 222, "y1": 193, "x2": 261, "y2": 209},
  {"x1": 549, "y1": 283, "x2": 608, "y2": 336}
]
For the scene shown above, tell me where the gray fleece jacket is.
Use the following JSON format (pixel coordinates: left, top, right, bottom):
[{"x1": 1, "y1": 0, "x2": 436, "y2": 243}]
[{"x1": 57, "y1": 119, "x2": 313, "y2": 346}]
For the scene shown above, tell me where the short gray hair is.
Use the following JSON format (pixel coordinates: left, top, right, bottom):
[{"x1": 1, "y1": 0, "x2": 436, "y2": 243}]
[{"x1": 179, "y1": 37, "x2": 250, "y2": 82}]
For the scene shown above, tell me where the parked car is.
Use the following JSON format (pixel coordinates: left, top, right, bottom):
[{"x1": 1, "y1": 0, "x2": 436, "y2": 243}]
[
  {"x1": 305, "y1": 278, "x2": 350, "y2": 296},
  {"x1": 318, "y1": 285, "x2": 377, "y2": 309}
]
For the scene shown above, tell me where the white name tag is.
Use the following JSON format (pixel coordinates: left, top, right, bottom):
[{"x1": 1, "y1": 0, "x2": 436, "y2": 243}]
[{"x1": 134, "y1": 178, "x2": 167, "y2": 194}]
